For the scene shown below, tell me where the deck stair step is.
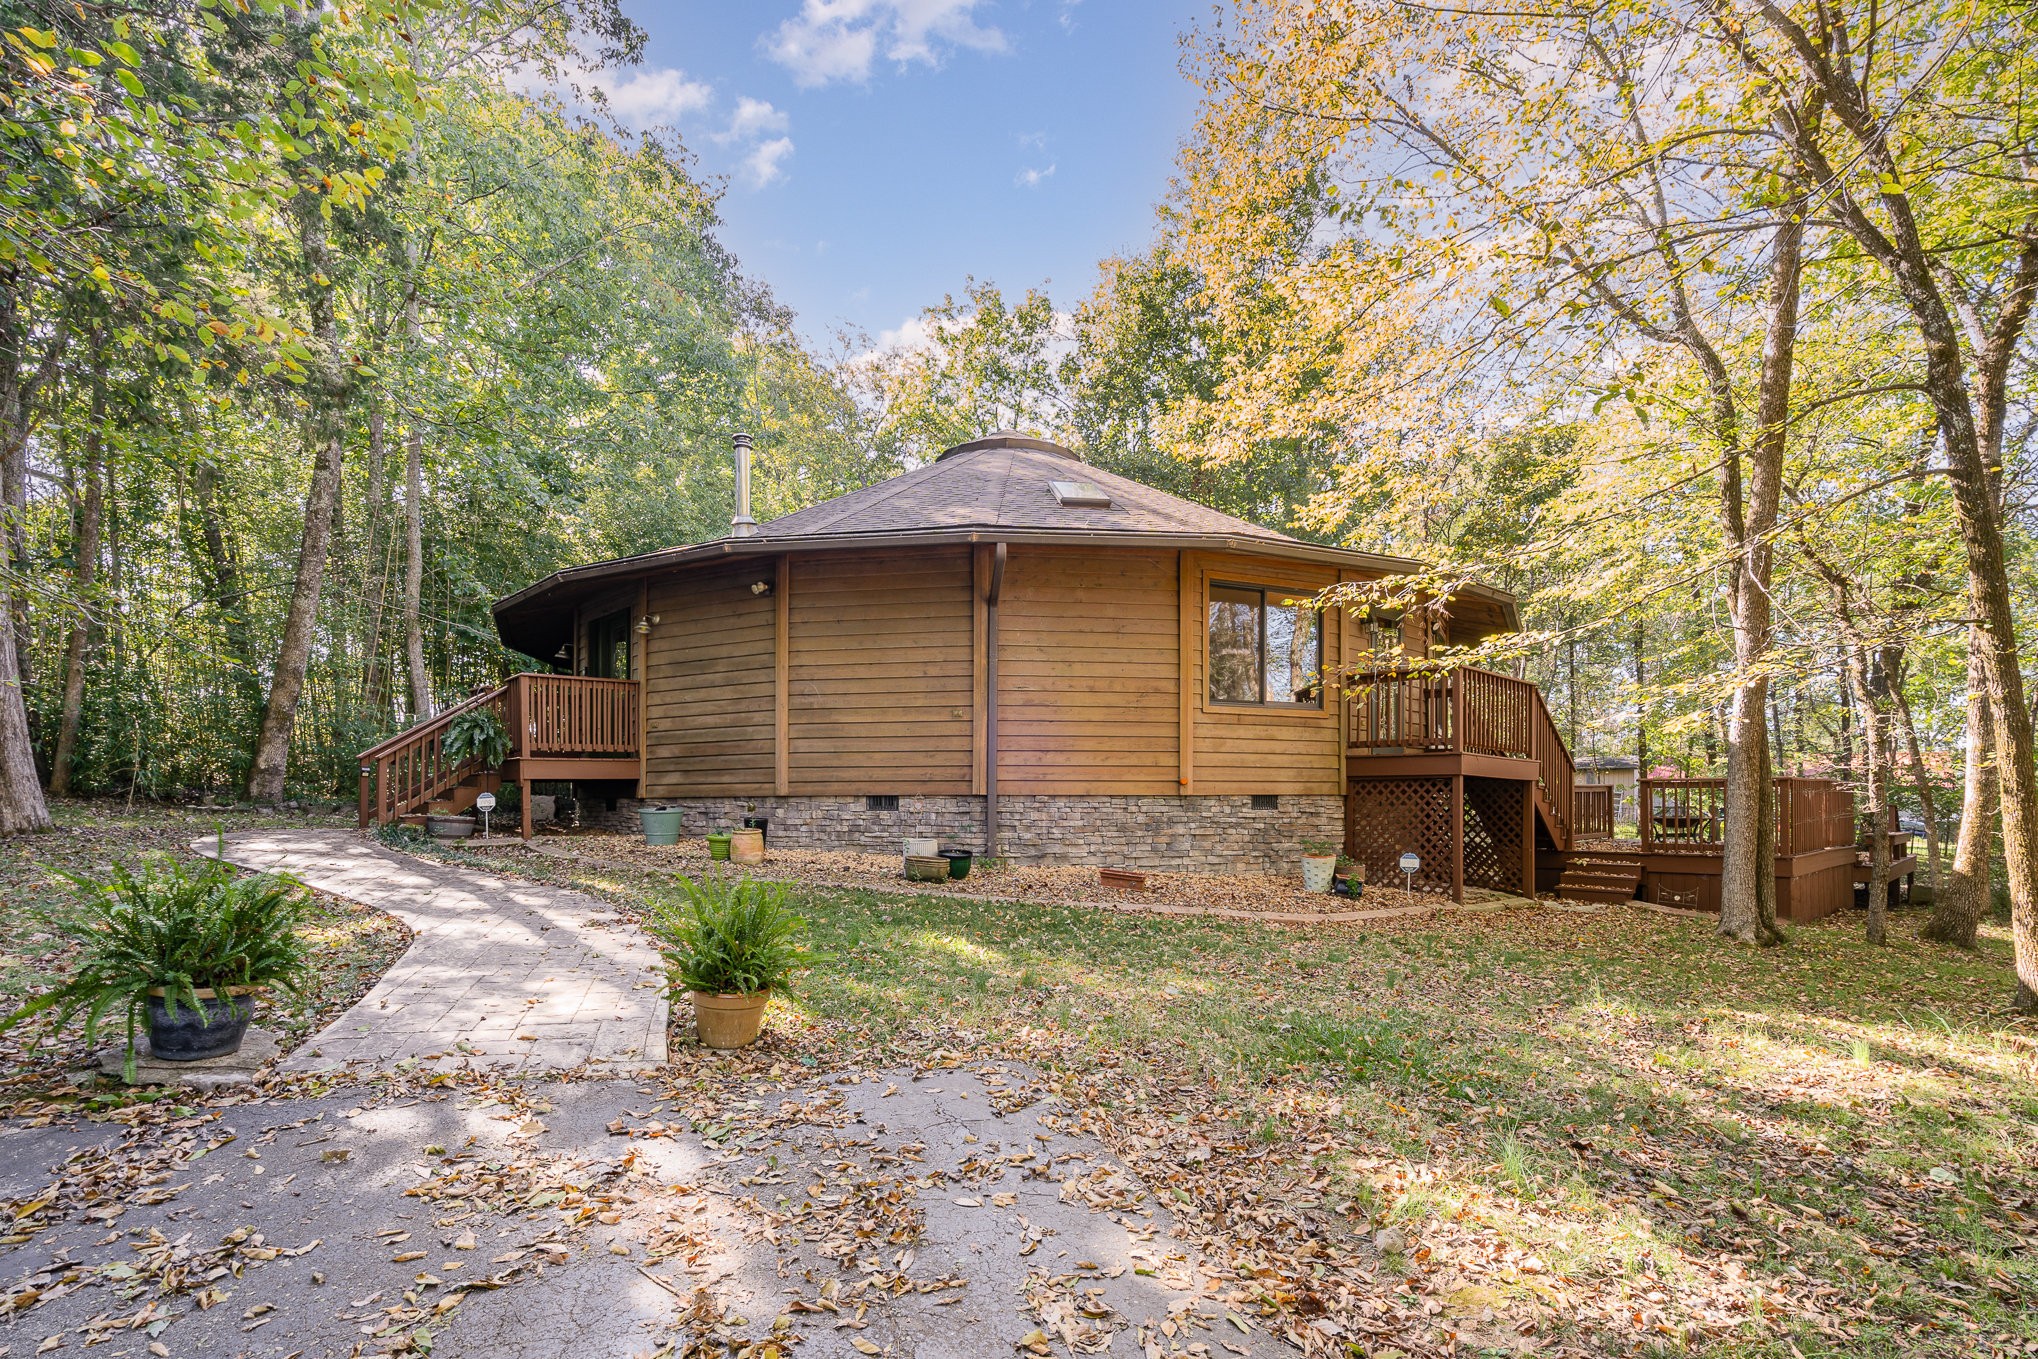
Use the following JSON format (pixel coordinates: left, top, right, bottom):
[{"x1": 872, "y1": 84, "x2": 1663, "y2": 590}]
[{"x1": 1554, "y1": 855, "x2": 1643, "y2": 905}]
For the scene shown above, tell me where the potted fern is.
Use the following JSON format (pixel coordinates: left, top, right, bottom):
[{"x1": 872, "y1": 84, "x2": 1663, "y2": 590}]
[
  {"x1": 432, "y1": 706, "x2": 511, "y2": 838},
  {"x1": 0, "y1": 852, "x2": 311, "y2": 1076},
  {"x1": 645, "y1": 875, "x2": 809, "y2": 1049}
]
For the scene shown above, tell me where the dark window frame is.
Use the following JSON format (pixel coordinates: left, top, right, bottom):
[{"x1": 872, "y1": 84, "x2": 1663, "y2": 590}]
[
  {"x1": 585, "y1": 608, "x2": 632, "y2": 680},
  {"x1": 1206, "y1": 582, "x2": 1324, "y2": 709}
]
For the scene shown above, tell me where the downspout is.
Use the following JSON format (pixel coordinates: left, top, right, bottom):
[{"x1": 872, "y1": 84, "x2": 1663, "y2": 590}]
[{"x1": 985, "y1": 542, "x2": 1006, "y2": 858}]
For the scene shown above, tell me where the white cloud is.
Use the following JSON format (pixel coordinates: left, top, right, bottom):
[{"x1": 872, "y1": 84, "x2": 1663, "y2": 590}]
[
  {"x1": 876, "y1": 314, "x2": 939, "y2": 353},
  {"x1": 763, "y1": 0, "x2": 1007, "y2": 88},
  {"x1": 521, "y1": 61, "x2": 714, "y2": 127},
  {"x1": 743, "y1": 136, "x2": 797, "y2": 188},
  {"x1": 1015, "y1": 162, "x2": 1056, "y2": 188},
  {"x1": 723, "y1": 96, "x2": 791, "y2": 142}
]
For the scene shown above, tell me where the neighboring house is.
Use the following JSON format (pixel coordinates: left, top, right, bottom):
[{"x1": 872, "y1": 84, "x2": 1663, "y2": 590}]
[
  {"x1": 355, "y1": 430, "x2": 1866, "y2": 915},
  {"x1": 1574, "y1": 755, "x2": 1640, "y2": 821}
]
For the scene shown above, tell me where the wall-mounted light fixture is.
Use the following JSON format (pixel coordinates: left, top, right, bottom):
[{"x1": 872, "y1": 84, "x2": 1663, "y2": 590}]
[
  {"x1": 750, "y1": 580, "x2": 773, "y2": 597},
  {"x1": 635, "y1": 613, "x2": 660, "y2": 634}
]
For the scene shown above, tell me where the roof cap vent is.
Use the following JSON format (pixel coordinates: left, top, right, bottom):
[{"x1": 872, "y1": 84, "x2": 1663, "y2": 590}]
[{"x1": 935, "y1": 431, "x2": 1083, "y2": 462}]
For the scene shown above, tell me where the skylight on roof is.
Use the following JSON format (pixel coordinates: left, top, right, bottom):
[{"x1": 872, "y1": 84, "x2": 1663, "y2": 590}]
[{"x1": 1049, "y1": 479, "x2": 1114, "y2": 509}]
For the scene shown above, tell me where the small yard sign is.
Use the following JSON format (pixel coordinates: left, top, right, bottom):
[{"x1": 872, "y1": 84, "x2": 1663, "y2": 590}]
[
  {"x1": 1398, "y1": 851, "x2": 1419, "y2": 893},
  {"x1": 476, "y1": 791, "x2": 496, "y2": 837}
]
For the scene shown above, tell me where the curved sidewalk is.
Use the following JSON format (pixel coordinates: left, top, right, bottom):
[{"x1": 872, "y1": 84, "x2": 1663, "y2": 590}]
[{"x1": 201, "y1": 829, "x2": 669, "y2": 1075}]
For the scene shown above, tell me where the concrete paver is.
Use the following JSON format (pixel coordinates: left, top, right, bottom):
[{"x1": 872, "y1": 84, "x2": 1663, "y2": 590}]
[{"x1": 200, "y1": 829, "x2": 668, "y2": 1075}]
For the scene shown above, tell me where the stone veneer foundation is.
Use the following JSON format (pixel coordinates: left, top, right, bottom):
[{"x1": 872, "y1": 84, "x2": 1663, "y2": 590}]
[{"x1": 574, "y1": 794, "x2": 1345, "y2": 876}]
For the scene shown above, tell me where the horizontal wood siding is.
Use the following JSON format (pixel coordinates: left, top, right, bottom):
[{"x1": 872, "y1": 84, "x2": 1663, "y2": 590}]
[
  {"x1": 789, "y1": 548, "x2": 974, "y2": 794},
  {"x1": 998, "y1": 547, "x2": 1179, "y2": 795},
  {"x1": 1191, "y1": 553, "x2": 1344, "y2": 795},
  {"x1": 642, "y1": 562, "x2": 775, "y2": 797}
]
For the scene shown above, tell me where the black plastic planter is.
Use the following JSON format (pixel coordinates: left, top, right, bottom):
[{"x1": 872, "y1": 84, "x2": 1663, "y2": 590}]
[{"x1": 146, "y1": 991, "x2": 255, "y2": 1062}]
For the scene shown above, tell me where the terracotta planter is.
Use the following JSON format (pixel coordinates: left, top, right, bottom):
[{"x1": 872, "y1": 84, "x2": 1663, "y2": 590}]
[
  {"x1": 1302, "y1": 854, "x2": 1337, "y2": 893},
  {"x1": 729, "y1": 828, "x2": 766, "y2": 864},
  {"x1": 689, "y1": 990, "x2": 769, "y2": 1049}
]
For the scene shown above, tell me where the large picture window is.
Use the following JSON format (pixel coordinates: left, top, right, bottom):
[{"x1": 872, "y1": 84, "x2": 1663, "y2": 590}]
[{"x1": 1208, "y1": 584, "x2": 1322, "y2": 707}]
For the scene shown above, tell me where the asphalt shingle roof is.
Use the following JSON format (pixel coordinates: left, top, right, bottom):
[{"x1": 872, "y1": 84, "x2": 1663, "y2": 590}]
[{"x1": 751, "y1": 433, "x2": 1295, "y2": 544}]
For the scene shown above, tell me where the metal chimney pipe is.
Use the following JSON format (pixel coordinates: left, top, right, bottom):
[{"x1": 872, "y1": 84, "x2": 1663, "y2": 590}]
[{"x1": 731, "y1": 431, "x2": 758, "y2": 537}]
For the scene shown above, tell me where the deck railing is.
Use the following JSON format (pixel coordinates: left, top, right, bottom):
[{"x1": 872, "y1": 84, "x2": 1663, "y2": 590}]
[
  {"x1": 1573, "y1": 785, "x2": 1615, "y2": 838},
  {"x1": 1349, "y1": 665, "x2": 1539, "y2": 758},
  {"x1": 357, "y1": 673, "x2": 640, "y2": 827},
  {"x1": 1639, "y1": 776, "x2": 1855, "y2": 854},
  {"x1": 1348, "y1": 664, "x2": 1576, "y2": 844},
  {"x1": 506, "y1": 673, "x2": 640, "y2": 756}
]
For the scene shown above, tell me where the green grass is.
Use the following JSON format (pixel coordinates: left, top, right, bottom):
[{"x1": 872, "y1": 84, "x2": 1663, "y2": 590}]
[
  {"x1": 26, "y1": 814, "x2": 2028, "y2": 1355},
  {"x1": 509, "y1": 851, "x2": 2037, "y2": 1358}
]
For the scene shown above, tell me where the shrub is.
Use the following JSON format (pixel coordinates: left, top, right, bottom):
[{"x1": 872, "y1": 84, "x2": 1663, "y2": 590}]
[
  {"x1": 0, "y1": 850, "x2": 312, "y2": 1072},
  {"x1": 1300, "y1": 838, "x2": 1341, "y2": 857},
  {"x1": 645, "y1": 875, "x2": 810, "y2": 996}
]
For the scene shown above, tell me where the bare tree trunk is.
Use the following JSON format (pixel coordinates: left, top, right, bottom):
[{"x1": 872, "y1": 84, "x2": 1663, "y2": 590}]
[
  {"x1": 246, "y1": 206, "x2": 351, "y2": 804},
  {"x1": 50, "y1": 345, "x2": 106, "y2": 797},
  {"x1": 402, "y1": 416, "x2": 430, "y2": 722},
  {"x1": 1719, "y1": 209, "x2": 1800, "y2": 947},
  {"x1": 1845, "y1": 646, "x2": 1894, "y2": 944},
  {"x1": 1887, "y1": 665, "x2": 1940, "y2": 902},
  {"x1": 0, "y1": 269, "x2": 53, "y2": 834},
  {"x1": 359, "y1": 405, "x2": 392, "y2": 721},
  {"x1": 401, "y1": 237, "x2": 432, "y2": 724},
  {"x1": 1927, "y1": 635, "x2": 1995, "y2": 947}
]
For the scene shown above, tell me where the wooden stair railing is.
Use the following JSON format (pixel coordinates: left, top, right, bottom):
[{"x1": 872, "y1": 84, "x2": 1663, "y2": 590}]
[
  {"x1": 356, "y1": 684, "x2": 509, "y2": 828},
  {"x1": 1526, "y1": 683, "x2": 1575, "y2": 851}
]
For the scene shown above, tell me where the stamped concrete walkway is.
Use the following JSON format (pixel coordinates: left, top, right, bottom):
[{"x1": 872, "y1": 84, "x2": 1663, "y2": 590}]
[{"x1": 201, "y1": 829, "x2": 668, "y2": 1074}]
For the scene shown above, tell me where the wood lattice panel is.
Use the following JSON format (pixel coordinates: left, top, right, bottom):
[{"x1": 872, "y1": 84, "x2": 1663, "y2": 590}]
[
  {"x1": 1346, "y1": 777, "x2": 1453, "y2": 896},
  {"x1": 1463, "y1": 777, "x2": 1525, "y2": 894}
]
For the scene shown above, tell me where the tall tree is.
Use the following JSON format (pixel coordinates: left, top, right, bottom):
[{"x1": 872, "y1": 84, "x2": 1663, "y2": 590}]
[{"x1": 1725, "y1": 0, "x2": 2038, "y2": 1005}]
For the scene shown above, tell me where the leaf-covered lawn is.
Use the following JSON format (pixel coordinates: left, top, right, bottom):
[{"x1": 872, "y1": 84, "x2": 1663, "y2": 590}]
[
  {"x1": 0, "y1": 802, "x2": 410, "y2": 1111},
  {"x1": 445, "y1": 837, "x2": 2038, "y2": 1358}
]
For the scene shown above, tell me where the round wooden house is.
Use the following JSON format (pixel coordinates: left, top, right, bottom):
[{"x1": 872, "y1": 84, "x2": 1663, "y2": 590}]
[{"x1": 484, "y1": 431, "x2": 1518, "y2": 875}]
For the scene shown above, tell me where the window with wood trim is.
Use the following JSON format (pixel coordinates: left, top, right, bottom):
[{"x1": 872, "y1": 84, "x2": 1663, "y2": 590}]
[{"x1": 1207, "y1": 584, "x2": 1322, "y2": 707}]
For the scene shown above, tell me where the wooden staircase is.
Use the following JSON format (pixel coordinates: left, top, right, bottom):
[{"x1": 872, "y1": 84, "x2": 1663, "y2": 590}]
[
  {"x1": 357, "y1": 684, "x2": 512, "y2": 828},
  {"x1": 1551, "y1": 851, "x2": 1643, "y2": 904},
  {"x1": 358, "y1": 673, "x2": 642, "y2": 833}
]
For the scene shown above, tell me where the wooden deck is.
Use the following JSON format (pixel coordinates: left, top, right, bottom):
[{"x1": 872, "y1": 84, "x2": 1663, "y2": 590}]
[
  {"x1": 1550, "y1": 777, "x2": 1913, "y2": 920},
  {"x1": 358, "y1": 673, "x2": 640, "y2": 832},
  {"x1": 1341, "y1": 670, "x2": 1895, "y2": 917},
  {"x1": 1343, "y1": 665, "x2": 1576, "y2": 899}
]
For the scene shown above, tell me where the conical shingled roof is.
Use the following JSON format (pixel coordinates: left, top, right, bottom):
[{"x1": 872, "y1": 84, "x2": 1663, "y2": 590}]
[
  {"x1": 750, "y1": 432, "x2": 1295, "y2": 544},
  {"x1": 492, "y1": 430, "x2": 1518, "y2": 659}
]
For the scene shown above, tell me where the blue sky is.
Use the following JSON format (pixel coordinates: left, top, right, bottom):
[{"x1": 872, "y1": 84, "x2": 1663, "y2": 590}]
[{"x1": 585, "y1": 1, "x2": 1206, "y2": 349}]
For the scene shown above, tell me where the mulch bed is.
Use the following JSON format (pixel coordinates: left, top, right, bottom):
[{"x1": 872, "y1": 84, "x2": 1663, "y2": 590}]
[{"x1": 506, "y1": 831, "x2": 1445, "y2": 920}]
